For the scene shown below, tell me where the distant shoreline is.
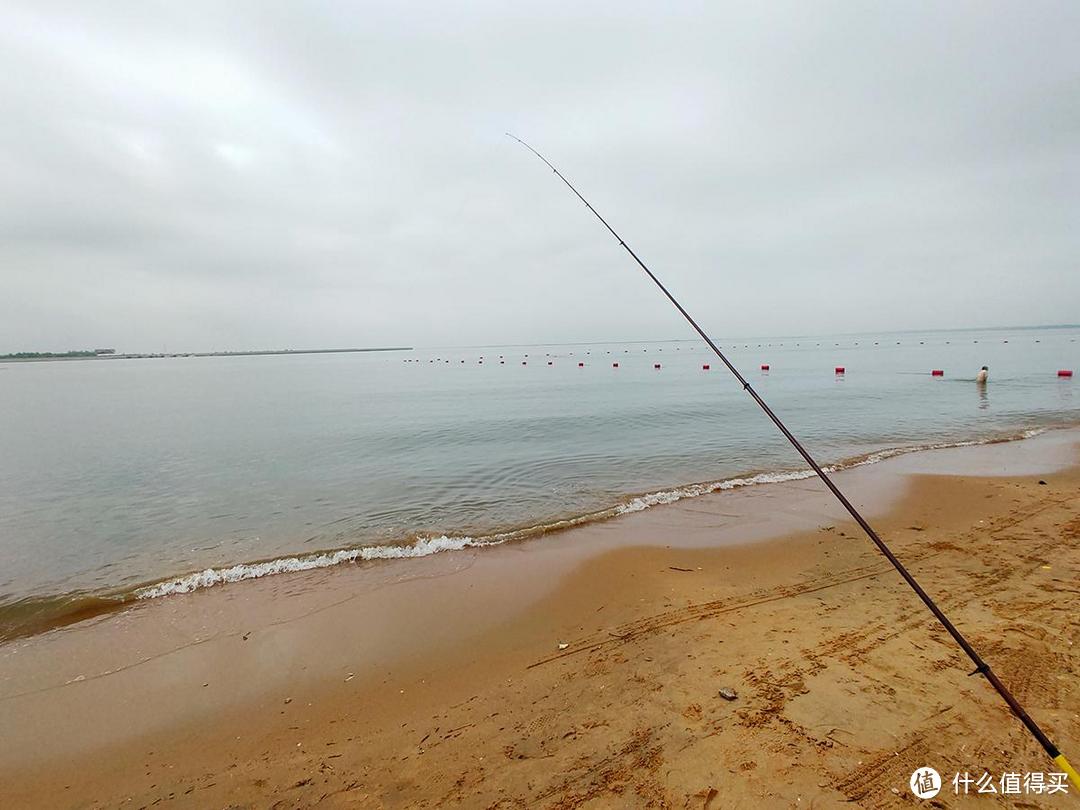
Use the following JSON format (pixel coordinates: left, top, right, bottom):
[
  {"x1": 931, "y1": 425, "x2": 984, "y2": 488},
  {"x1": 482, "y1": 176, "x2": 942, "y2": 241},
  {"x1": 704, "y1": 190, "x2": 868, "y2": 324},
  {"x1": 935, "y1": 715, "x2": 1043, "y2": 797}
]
[{"x1": 0, "y1": 347, "x2": 413, "y2": 363}]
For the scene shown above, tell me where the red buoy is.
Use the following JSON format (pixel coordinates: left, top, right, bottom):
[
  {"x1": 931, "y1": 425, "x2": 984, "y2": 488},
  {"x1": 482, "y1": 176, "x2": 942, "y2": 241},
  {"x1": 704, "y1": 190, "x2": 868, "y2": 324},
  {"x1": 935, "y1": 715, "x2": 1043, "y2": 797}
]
[
  {"x1": 1059, "y1": 370, "x2": 1074, "y2": 377},
  {"x1": 931, "y1": 369, "x2": 944, "y2": 376},
  {"x1": 761, "y1": 364, "x2": 770, "y2": 371},
  {"x1": 835, "y1": 367, "x2": 845, "y2": 374},
  {"x1": 702, "y1": 364, "x2": 710, "y2": 370}
]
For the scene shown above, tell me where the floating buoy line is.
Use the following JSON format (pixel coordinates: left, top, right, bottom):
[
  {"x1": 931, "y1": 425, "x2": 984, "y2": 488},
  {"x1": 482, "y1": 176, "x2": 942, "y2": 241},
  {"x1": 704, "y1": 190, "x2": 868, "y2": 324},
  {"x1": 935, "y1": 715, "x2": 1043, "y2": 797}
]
[{"x1": 401, "y1": 356, "x2": 1073, "y2": 380}]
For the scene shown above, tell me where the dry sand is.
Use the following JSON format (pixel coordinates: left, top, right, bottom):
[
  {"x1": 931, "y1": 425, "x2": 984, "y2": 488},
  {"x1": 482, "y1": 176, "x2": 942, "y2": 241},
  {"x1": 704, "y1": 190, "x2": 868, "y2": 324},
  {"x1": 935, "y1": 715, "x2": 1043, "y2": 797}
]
[{"x1": 1, "y1": 434, "x2": 1078, "y2": 808}]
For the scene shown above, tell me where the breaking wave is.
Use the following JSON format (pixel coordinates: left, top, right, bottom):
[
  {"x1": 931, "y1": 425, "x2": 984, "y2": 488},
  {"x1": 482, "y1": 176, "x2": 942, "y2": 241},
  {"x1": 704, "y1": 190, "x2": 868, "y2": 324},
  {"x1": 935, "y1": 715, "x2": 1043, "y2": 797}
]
[
  {"x1": 0, "y1": 425, "x2": 1055, "y2": 644},
  {"x1": 612, "y1": 428, "x2": 1044, "y2": 515},
  {"x1": 133, "y1": 534, "x2": 498, "y2": 598},
  {"x1": 133, "y1": 427, "x2": 1048, "y2": 601}
]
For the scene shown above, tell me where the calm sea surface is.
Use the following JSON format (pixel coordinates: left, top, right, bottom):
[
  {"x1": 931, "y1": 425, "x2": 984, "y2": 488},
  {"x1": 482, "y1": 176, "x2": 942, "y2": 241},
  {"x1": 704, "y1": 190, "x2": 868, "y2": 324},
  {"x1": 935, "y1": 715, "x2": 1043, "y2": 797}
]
[{"x1": 0, "y1": 326, "x2": 1077, "y2": 636}]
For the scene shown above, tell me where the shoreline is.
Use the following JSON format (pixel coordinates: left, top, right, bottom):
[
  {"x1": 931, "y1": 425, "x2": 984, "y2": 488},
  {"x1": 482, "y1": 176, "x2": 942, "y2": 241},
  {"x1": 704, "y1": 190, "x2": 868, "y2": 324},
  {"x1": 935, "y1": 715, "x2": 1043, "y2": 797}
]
[
  {"x1": 1, "y1": 430, "x2": 1078, "y2": 807},
  {"x1": 0, "y1": 346, "x2": 413, "y2": 363},
  {"x1": 3, "y1": 423, "x2": 1074, "y2": 645}
]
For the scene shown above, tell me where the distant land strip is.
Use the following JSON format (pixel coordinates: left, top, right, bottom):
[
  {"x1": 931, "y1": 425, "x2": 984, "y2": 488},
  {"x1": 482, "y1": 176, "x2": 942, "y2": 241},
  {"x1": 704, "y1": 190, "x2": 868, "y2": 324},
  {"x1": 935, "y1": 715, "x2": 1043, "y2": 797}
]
[{"x1": 0, "y1": 347, "x2": 412, "y2": 363}]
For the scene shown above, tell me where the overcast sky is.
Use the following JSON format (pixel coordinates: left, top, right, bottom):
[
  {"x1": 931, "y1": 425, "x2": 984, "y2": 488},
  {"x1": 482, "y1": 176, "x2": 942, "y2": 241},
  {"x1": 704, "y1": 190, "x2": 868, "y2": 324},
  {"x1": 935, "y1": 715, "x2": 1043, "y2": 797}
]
[{"x1": 1, "y1": 1, "x2": 1077, "y2": 352}]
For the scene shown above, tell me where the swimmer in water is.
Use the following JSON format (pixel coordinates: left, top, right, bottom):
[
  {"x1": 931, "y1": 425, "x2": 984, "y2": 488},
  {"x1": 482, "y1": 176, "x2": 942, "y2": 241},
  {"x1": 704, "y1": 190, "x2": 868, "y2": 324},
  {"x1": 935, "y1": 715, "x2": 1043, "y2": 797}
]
[{"x1": 975, "y1": 365, "x2": 988, "y2": 384}]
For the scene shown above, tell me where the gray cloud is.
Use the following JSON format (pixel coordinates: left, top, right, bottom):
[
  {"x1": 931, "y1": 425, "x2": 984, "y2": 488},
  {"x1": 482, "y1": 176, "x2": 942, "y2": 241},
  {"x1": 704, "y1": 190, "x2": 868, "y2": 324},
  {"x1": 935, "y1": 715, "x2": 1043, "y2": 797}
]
[{"x1": 1, "y1": 1, "x2": 1078, "y2": 352}]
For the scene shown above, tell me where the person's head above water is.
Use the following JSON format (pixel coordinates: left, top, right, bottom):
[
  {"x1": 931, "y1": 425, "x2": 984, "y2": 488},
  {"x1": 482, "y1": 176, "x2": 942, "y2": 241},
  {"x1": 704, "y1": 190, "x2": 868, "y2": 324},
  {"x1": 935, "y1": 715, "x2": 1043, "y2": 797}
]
[{"x1": 981, "y1": 365, "x2": 989, "y2": 371}]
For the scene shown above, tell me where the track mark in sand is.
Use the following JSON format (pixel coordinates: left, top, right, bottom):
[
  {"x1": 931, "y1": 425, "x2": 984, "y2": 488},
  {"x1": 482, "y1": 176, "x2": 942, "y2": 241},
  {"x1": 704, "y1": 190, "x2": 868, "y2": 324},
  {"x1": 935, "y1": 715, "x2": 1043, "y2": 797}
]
[
  {"x1": 534, "y1": 501, "x2": 1071, "y2": 672},
  {"x1": 532, "y1": 726, "x2": 668, "y2": 809},
  {"x1": 736, "y1": 666, "x2": 811, "y2": 730},
  {"x1": 832, "y1": 728, "x2": 940, "y2": 804},
  {"x1": 989, "y1": 495, "x2": 1071, "y2": 534},
  {"x1": 1061, "y1": 514, "x2": 1080, "y2": 541},
  {"x1": 527, "y1": 552, "x2": 947, "y2": 669},
  {"x1": 976, "y1": 637, "x2": 1074, "y2": 708}
]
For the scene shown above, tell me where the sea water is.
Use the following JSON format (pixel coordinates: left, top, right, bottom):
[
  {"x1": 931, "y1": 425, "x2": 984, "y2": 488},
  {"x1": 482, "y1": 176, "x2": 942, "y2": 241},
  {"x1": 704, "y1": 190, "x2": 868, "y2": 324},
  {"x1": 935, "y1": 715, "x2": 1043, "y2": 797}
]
[{"x1": 0, "y1": 326, "x2": 1076, "y2": 637}]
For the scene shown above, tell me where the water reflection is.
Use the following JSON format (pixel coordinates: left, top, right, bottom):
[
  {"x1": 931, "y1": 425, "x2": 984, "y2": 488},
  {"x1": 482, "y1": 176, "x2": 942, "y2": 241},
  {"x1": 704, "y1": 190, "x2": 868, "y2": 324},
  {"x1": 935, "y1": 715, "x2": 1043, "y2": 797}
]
[{"x1": 1057, "y1": 379, "x2": 1073, "y2": 406}]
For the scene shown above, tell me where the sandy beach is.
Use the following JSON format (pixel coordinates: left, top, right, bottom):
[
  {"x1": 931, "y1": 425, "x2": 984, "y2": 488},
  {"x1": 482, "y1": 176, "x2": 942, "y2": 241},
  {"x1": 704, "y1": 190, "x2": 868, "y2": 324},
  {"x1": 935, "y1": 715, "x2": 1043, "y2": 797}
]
[{"x1": 1, "y1": 430, "x2": 1078, "y2": 808}]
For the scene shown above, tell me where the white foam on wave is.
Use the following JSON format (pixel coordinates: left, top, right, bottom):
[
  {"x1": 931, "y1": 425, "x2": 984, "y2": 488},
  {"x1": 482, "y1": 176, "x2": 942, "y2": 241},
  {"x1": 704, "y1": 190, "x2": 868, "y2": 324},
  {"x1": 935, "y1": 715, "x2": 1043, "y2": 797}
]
[
  {"x1": 613, "y1": 428, "x2": 1046, "y2": 516},
  {"x1": 614, "y1": 468, "x2": 823, "y2": 515},
  {"x1": 844, "y1": 427, "x2": 1043, "y2": 469},
  {"x1": 133, "y1": 427, "x2": 1051, "y2": 601},
  {"x1": 134, "y1": 534, "x2": 499, "y2": 599}
]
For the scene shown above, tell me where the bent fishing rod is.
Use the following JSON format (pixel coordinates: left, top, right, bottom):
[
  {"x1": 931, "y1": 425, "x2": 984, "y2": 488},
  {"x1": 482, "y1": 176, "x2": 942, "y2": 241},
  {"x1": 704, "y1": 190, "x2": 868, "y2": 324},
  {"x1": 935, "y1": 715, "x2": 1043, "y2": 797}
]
[{"x1": 507, "y1": 133, "x2": 1079, "y2": 790}]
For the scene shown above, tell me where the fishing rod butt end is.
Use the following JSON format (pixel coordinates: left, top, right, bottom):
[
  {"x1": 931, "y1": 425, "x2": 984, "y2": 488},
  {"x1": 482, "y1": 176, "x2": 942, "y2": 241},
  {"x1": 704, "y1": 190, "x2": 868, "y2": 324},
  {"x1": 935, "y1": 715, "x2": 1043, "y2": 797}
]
[{"x1": 1052, "y1": 753, "x2": 1080, "y2": 791}]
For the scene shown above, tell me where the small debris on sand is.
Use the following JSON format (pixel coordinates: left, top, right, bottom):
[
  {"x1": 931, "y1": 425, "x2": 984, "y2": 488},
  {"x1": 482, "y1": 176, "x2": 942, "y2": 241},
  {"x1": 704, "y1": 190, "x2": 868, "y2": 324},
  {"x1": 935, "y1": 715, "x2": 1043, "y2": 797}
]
[{"x1": 718, "y1": 688, "x2": 738, "y2": 701}]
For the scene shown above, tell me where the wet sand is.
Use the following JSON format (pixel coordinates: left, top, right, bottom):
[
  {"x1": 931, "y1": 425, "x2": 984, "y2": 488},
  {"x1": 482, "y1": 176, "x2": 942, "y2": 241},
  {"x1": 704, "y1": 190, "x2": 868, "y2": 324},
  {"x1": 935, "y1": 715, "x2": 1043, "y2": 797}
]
[{"x1": 1, "y1": 430, "x2": 1078, "y2": 807}]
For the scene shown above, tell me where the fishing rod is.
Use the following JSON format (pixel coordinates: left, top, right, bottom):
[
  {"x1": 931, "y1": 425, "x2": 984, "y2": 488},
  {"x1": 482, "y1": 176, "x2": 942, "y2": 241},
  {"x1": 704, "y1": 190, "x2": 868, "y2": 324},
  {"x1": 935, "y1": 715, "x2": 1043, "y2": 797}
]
[{"x1": 507, "y1": 133, "x2": 1079, "y2": 791}]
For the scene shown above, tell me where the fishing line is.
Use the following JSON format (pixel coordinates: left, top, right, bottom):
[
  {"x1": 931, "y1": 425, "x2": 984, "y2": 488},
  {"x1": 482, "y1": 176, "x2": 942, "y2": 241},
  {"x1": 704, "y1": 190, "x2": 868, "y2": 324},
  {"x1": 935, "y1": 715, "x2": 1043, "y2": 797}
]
[{"x1": 507, "y1": 133, "x2": 1079, "y2": 790}]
